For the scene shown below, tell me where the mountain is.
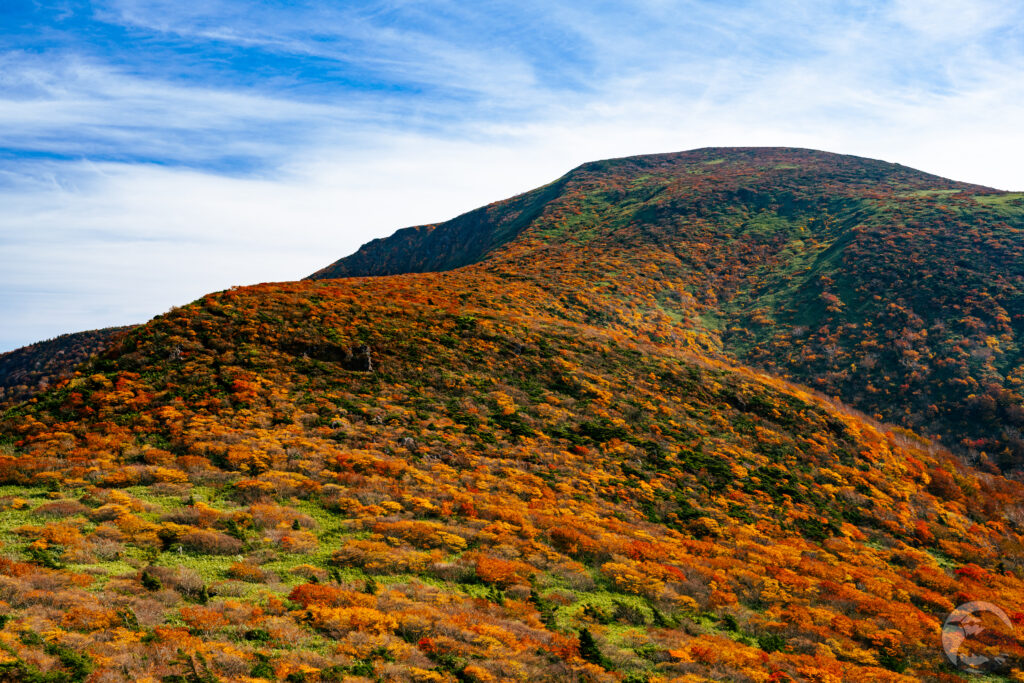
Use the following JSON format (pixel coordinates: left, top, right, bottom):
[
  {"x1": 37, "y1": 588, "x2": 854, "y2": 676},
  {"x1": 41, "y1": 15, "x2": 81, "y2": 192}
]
[
  {"x1": 0, "y1": 326, "x2": 133, "y2": 406},
  {"x1": 1, "y1": 148, "x2": 1023, "y2": 680},
  {"x1": 313, "y1": 147, "x2": 989, "y2": 279},
  {"x1": 314, "y1": 147, "x2": 1024, "y2": 472}
]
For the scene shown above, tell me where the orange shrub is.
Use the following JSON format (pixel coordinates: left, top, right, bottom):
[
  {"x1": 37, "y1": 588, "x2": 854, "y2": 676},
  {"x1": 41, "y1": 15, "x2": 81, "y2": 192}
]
[
  {"x1": 306, "y1": 605, "x2": 397, "y2": 636},
  {"x1": 331, "y1": 539, "x2": 433, "y2": 575},
  {"x1": 61, "y1": 604, "x2": 120, "y2": 631},
  {"x1": 600, "y1": 560, "x2": 666, "y2": 599},
  {"x1": 227, "y1": 562, "x2": 272, "y2": 583},
  {"x1": 180, "y1": 605, "x2": 228, "y2": 633},
  {"x1": 473, "y1": 554, "x2": 536, "y2": 587},
  {"x1": 287, "y1": 583, "x2": 374, "y2": 609},
  {"x1": 549, "y1": 526, "x2": 601, "y2": 557},
  {"x1": 249, "y1": 503, "x2": 316, "y2": 530},
  {"x1": 270, "y1": 529, "x2": 318, "y2": 553},
  {"x1": 374, "y1": 520, "x2": 467, "y2": 551}
]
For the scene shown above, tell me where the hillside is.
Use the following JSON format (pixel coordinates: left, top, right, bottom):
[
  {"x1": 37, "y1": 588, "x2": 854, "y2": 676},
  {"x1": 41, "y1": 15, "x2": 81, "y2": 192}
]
[
  {"x1": 0, "y1": 327, "x2": 133, "y2": 407},
  {"x1": 313, "y1": 147, "x2": 1024, "y2": 472},
  {"x1": 0, "y1": 148, "x2": 1023, "y2": 680}
]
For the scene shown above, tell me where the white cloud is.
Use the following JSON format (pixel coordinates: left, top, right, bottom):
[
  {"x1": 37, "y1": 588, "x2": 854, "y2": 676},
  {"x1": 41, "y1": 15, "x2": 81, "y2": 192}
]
[
  {"x1": 0, "y1": 54, "x2": 370, "y2": 165},
  {"x1": 0, "y1": 133, "x2": 582, "y2": 350},
  {"x1": 889, "y1": 0, "x2": 1013, "y2": 40},
  {"x1": 91, "y1": 0, "x2": 548, "y2": 104}
]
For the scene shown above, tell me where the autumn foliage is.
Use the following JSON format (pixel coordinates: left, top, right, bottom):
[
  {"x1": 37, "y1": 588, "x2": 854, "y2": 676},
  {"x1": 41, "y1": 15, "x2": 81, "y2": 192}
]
[{"x1": 0, "y1": 148, "x2": 1023, "y2": 680}]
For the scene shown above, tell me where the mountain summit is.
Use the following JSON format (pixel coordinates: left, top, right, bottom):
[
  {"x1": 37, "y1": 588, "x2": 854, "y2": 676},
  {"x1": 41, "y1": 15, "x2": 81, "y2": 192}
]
[
  {"x1": 315, "y1": 147, "x2": 1024, "y2": 471},
  {"x1": 2, "y1": 148, "x2": 1024, "y2": 680},
  {"x1": 310, "y1": 147, "x2": 988, "y2": 280}
]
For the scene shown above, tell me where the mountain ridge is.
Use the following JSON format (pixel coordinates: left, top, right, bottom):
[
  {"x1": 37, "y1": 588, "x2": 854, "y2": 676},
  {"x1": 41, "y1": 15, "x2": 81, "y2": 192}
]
[
  {"x1": 2, "y1": 147, "x2": 1024, "y2": 680},
  {"x1": 310, "y1": 147, "x2": 996, "y2": 280},
  {"x1": 311, "y1": 147, "x2": 1024, "y2": 472},
  {"x1": 0, "y1": 326, "x2": 133, "y2": 407}
]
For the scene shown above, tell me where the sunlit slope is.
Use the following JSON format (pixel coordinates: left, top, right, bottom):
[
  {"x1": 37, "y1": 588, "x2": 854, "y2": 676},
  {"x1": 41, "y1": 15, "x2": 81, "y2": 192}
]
[
  {"x1": 1, "y1": 269, "x2": 1023, "y2": 679},
  {"x1": 314, "y1": 147, "x2": 1024, "y2": 470}
]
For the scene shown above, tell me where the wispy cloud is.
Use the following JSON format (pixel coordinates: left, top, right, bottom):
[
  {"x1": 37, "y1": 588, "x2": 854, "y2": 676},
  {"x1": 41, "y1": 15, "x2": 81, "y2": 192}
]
[
  {"x1": 888, "y1": 0, "x2": 1012, "y2": 40},
  {"x1": 2, "y1": 0, "x2": 1024, "y2": 350}
]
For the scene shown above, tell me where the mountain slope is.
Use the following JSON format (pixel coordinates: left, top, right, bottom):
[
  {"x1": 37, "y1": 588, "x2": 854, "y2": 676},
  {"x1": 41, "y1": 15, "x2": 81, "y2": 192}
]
[
  {"x1": 308, "y1": 174, "x2": 568, "y2": 280},
  {"x1": 3, "y1": 271, "x2": 1024, "y2": 680},
  {"x1": 310, "y1": 147, "x2": 988, "y2": 280},
  {"x1": 313, "y1": 147, "x2": 1024, "y2": 471},
  {"x1": 1, "y1": 148, "x2": 1024, "y2": 680},
  {"x1": 0, "y1": 326, "x2": 133, "y2": 406}
]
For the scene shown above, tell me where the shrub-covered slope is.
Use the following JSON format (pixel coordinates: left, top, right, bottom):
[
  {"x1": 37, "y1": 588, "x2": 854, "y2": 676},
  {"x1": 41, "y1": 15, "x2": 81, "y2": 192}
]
[
  {"x1": 0, "y1": 327, "x2": 133, "y2": 407},
  {"x1": 312, "y1": 147, "x2": 1024, "y2": 471},
  {"x1": 2, "y1": 148, "x2": 1024, "y2": 680},
  {"x1": 1, "y1": 266, "x2": 1024, "y2": 680}
]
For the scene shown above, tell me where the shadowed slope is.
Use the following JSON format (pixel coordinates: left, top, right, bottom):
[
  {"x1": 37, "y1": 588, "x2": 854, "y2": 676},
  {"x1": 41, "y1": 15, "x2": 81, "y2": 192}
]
[
  {"x1": 0, "y1": 326, "x2": 133, "y2": 406},
  {"x1": 308, "y1": 173, "x2": 569, "y2": 280}
]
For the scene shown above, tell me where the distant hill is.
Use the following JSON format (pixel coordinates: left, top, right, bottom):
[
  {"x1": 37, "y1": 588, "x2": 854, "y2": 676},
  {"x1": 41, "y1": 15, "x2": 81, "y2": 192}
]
[
  {"x1": 313, "y1": 147, "x2": 1024, "y2": 471},
  {"x1": 0, "y1": 326, "x2": 132, "y2": 405}
]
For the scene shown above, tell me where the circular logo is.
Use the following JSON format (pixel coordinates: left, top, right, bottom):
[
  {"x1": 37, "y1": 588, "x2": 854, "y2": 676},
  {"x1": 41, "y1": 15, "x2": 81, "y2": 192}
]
[{"x1": 942, "y1": 601, "x2": 1014, "y2": 671}]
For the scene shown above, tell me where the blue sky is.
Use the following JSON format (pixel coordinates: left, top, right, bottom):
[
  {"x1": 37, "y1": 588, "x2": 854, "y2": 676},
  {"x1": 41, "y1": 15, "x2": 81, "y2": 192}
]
[{"x1": 2, "y1": 0, "x2": 1024, "y2": 351}]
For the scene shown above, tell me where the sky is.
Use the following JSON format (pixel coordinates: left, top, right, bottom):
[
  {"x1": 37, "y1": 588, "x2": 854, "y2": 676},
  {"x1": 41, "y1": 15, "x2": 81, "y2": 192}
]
[{"x1": 2, "y1": 0, "x2": 1024, "y2": 352}]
